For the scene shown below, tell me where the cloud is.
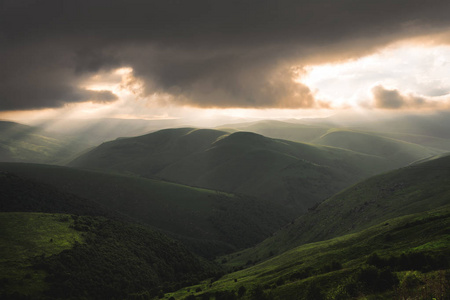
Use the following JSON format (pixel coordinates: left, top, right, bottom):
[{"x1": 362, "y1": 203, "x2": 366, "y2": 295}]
[
  {"x1": 1, "y1": 0, "x2": 450, "y2": 110},
  {"x1": 371, "y1": 85, "x2": 450, "y2": 109},
  {"x1": 372, "y1": 86, "x2": 408, "y2": 109}
]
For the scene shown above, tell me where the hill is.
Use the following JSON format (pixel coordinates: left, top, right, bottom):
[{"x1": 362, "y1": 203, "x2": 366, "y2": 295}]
[
  {"x1": 0, "y1": 163, "x2": 290, "y2": 257},
  {"x1": 69, "y1": 128, "x2": 405, "y2": 213},
  {"x1": 0, "y1": 212, "x2": 218, "y2": 299},
  {"x1": 0, "y1": 120, "x2": 88, "y2": 164},
  {"x1": 219, "y1": 119, "x2": 450, "y2": 153},
  {"x1": 312, "y1": 129, "x2": 443, "y2": 168},
  {"x1": 0, "y1": 171, "x2": 118, "y2": 218},
  {"x1": 225, "y1": 154, "x2": 450, "y2": 266},
  {"x1": 217, "y1": 120, "x2": 330, "y2": 143},
  {"x1": 170, "y1": 204, "x2": 450, "y2": 299}
]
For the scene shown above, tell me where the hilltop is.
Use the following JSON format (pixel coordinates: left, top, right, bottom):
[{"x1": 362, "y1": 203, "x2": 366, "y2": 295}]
[{"x1": 69, "y1": 128, "x2": 410, "y2": 213}]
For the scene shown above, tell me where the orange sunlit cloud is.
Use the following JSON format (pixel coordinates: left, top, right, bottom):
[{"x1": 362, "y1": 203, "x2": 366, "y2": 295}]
[
  {"x1": 3, "y1": 41, "x2": 450, "y2": 126},
  {"x1": 299, "y1": 43, "x2": 450, "y2": 110}
]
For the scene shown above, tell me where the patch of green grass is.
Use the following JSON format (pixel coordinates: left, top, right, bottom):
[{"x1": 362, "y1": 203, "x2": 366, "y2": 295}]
[
  {"x1": 0, "y1": 163, "x2": 290, "y2": 257},
  {"x1": 169, "y1": 205, "x2": 450, "y2": 299},
  {"x1": 227, "y1": 154, "x2": 450, "y2": 265},
  {"x1": 0, "y1": 212, "x2": 83, "y2": 296}
]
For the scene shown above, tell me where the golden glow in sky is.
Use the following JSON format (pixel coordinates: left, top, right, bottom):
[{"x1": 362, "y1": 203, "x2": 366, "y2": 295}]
[
  {"x1": 2, "y1": 43, "x2": 450, "y2": 125},
  {"x1": 300, "y1": 43, "x2": 450, "y2": 109}
]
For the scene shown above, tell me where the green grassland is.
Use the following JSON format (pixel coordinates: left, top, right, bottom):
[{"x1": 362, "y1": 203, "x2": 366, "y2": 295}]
[
  {"x1": 312, "y1": 128, "x2": 443, "y2": 168},
  {"x1": 219, "y1": 119, "x2": 450, "y2": 150},
  {"x1": 69, "y1": 128, "x2": 408, "y2": 213},
  {"x1": 225, "y1": 154, "x2": 450, "y2": 266},
  {"x1": 0, "y1": 212, "x2": 219, "y2": 299},
  {"x1": 0, "y1": 163, "x2": 290, "y2": 257},
  {"x1": 219, "y1": 120, "x2": 449, "y2": 160},
  {"x1": 374, "y1": 131, "x2": 450, "y2": 151},
  {"x1": 0, "y1": 212, "x2": 83, "y2": 297},
  {"x1": 168, "y1": 205, "x2": 450, "y2": 299}
]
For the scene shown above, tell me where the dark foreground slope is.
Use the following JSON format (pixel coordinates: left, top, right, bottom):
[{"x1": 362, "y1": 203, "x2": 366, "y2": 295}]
[
  {"x1": 69, "y1": 128, "x2": 403, "y2": 213},
  {"x1": 0, "y1": 163, "x2": 289, "y2": 257},
  {"x1": 0, "y1": 212, "x2": 218, "y2": 299},
  {"x1": 226, "y1": 154, "x2": 450, "y2": 265}
]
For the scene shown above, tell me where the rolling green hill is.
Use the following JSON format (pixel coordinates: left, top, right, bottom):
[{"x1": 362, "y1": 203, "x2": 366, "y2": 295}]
[
  {"x1": 0, "y1": 163, "x2": 290, "y2": 257},
  {"x1": 219, "y1": 119, "x2": 449, "y2": 156},
  {"x1": 0, "y1": 212, "x2": 218, "y2": 299},
  {"x1": 312, "y1": 129, "x2": 443, "y2": 168},
  {"x1": 225, "y1": 154, "x2": 450, "y2": 266},
  {"x1": 0, "y1": 120, "x2": 88, "y2": 164},
  {"x1": 373, "y1": 131, "x2": 450, "y2": 152},
  {"x1": 170, "y1": 204, "x2": 450, "y2": 299},
  {"x1": 69, "y1": 128, "x2": 405, "y2": 213}
]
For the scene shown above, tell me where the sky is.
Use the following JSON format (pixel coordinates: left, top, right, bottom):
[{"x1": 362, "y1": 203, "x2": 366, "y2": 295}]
[{"x1": 1, "y1": 0, "x2": 450, "y2": 124}]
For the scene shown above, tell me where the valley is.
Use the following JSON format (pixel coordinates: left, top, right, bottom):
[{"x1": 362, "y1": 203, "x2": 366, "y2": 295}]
[{"x1": 1, "y1": 116, "x2": 449, "y2": 299}]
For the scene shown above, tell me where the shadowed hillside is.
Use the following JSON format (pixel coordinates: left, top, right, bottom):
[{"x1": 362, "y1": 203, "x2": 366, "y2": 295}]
[
  {"x1": 69, "y1": 128, "x2": 406, "y2": 213},
  {"x1": 0, "y1": 212, "x2": 219, "y2": 299},
  {"x1": 0, "y1": 163, "x2": 290, "y2": 257},
  {"x1": 225, "y1": 154, "x2": 450, "y2": 265}
]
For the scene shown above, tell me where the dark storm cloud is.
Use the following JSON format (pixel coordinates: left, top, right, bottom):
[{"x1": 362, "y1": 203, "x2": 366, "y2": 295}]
[
  {"x1": 0, "y1": 41, "x2": 118, "y2": 110},
  {"x1": 1, "y1": 0, "x2": 450, "y2": 110}
]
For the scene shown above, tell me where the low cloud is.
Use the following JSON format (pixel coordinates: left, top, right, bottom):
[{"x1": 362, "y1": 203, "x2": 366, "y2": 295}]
[
  {"x1": 372, "y1": 85, "x2": 408, "y2": 109},
  {"x1": 371, "y1": 85, "x2": 449, "y2": 109}
]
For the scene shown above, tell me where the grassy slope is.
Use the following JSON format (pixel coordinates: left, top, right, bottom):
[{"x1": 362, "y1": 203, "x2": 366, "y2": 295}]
[
  {"x1": 0, "y1": 163, "x2": 290, "y2": 257},
  {"x1": 170, "y1": 205, "x2": 450, "y2": 299},
  {"x1": 69, "y1": 128, "x2": 398, "y2": 213},
  {"x1": 0, "y1": 213, "x2": 83, "y2": 296},
  {"x1": 0, "y1": 213, "x2": 218, "y2": 299},
  {"x1": 225, "y1": 154, "x2": 450, "y2": 266},
  {"x1": 312, "y1": 129, "x2": 444, "y2": 167},
  {"x1": 374, "y1": 131, "x2": 450, "y2": 151},
  {"x1": 0, "y1": 120, "x2": 88, "y2": 164},
  {"x1": 69, "y1": 128, "x2": 228, "y2": 174},
  {"x1": 219, "y1": 120, "x2": 449, "y2": 158}
]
